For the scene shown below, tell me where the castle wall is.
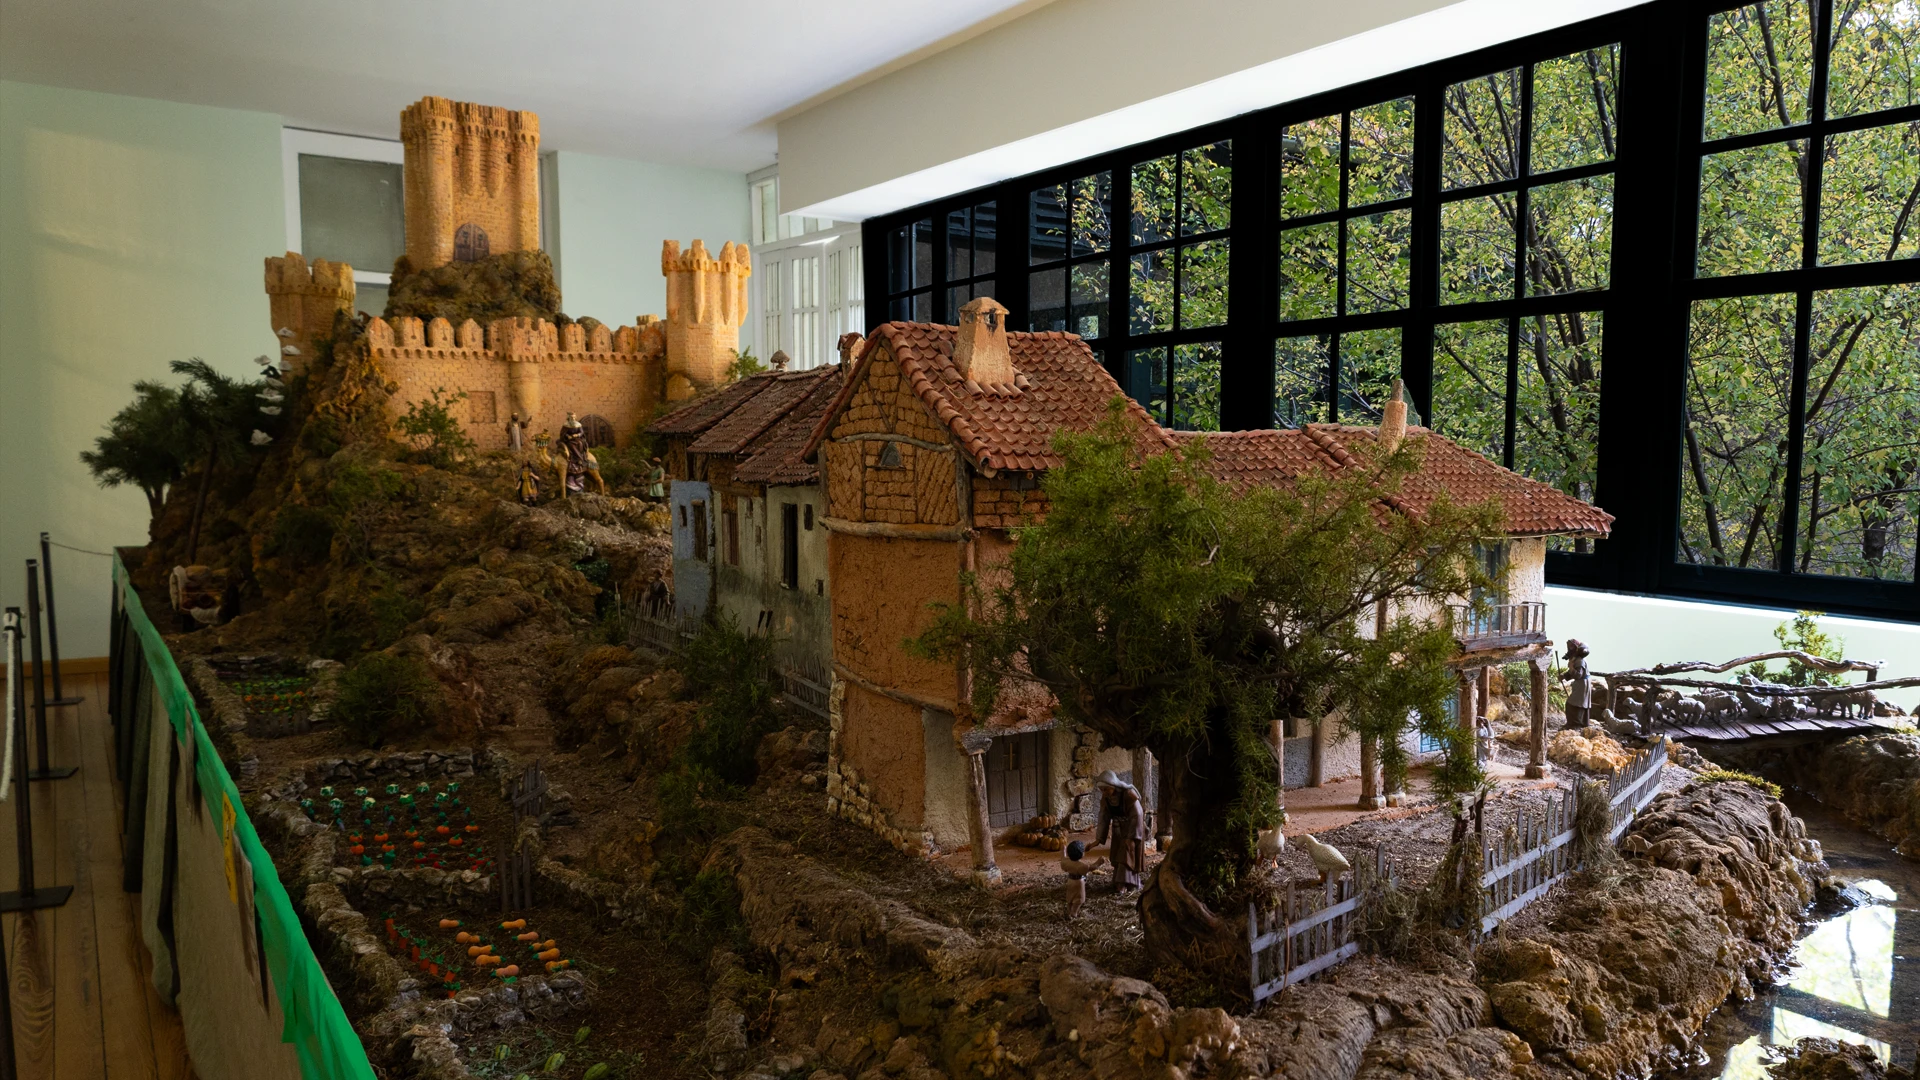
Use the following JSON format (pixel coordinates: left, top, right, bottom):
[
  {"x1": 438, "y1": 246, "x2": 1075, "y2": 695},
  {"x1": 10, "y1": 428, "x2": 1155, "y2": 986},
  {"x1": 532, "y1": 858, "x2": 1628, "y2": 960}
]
[
  {"x1": 365, "y1": 315, "x2": 663, "y2": 450},
  {"x1": 400, "y1": 97, "x2": 540, "y2": 270}
]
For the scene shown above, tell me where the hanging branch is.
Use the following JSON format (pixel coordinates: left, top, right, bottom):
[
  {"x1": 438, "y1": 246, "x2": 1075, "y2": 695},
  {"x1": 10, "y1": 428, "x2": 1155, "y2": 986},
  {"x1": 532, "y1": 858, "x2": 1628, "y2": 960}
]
[{"x1": 1606, "y1": 649, "x2": 1883, "y2": 679}]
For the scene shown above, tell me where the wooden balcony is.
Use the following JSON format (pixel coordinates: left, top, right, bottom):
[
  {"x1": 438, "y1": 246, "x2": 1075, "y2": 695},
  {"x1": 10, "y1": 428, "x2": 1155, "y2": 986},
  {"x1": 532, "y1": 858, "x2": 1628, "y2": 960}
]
[{"x1": 1449, "y1": 601, "x2": 1548, "y2": 653}]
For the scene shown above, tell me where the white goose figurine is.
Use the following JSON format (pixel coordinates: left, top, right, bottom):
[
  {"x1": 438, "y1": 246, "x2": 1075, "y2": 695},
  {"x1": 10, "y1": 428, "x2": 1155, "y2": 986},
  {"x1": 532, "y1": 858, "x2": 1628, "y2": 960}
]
[
  {"x1": 1300, "y1": 833, "x2": 1350, "y2": 884},
  {"x1": 1256, "y1": 826, "x2": 1286, "y2": 869}
]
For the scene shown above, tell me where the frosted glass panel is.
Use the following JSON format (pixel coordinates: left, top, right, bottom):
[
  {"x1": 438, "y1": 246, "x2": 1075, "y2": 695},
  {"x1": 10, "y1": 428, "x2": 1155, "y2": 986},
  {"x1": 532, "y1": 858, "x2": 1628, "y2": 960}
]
[{"x1": 299, "y1": 154, "x2": 405, "y2": 273}]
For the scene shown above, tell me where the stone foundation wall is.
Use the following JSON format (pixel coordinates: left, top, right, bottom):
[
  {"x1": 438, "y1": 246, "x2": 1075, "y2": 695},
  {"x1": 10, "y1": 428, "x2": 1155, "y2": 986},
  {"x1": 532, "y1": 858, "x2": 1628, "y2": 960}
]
[{"x1": 825, "y1": 675, "x2": 936, "y2": 857}]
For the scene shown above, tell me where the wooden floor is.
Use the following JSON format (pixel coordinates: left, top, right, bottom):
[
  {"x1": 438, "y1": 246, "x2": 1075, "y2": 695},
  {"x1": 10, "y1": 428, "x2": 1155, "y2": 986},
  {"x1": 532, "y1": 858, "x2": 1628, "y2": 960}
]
[{"x1": 0, "y1": 671, "x2": 194, "y2": 1080}]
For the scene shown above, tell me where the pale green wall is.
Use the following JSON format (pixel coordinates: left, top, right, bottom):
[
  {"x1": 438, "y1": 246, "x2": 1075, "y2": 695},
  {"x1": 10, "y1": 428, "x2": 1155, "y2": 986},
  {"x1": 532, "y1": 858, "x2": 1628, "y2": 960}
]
[
  {"x1": 0, "y1": 81, "x2": 285, "y2": 659},
  {"x1": 547, "y1": 149, "x2": 752, "y2": 350},
  {"x1": 1547, "y1": 586, "x2": 1919, "y2": 710}
]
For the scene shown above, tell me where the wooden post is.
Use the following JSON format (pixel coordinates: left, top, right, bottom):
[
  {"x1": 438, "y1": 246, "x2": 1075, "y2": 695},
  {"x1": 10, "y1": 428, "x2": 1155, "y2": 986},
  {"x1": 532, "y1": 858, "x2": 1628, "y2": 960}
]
[
  {"x1": 1527, "y1": 658, "x2": 1550, "y2": 779},
  {"x1": 958, "y1": 729, "x2": 999, "y2": 886},
  {"x1": 1132, "y1": 747, "x2": 1158, "y2": 839},
  {"x1": 1269, "y1": 719, "x2": 1286, "y2": 809},
  {"x1": 1307, "y1": 718, "x2": 1324, "y2": 788},
  {"x1": 1156, "y1": 751, "x2": 1175, "y2": 852},
  {"x1": 1358, "y1": 734, "x2": 1381, "y2": 809},
  {"x1": 1457, "y1": 668, "x2": 1478, "y2": 753}
]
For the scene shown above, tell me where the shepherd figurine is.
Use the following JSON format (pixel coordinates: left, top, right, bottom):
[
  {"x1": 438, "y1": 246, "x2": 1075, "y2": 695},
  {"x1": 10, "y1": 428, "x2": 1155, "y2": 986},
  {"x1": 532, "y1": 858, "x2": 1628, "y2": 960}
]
[{"x1": 1095, "y1": 770, "x2": 1147, "y2": 893}]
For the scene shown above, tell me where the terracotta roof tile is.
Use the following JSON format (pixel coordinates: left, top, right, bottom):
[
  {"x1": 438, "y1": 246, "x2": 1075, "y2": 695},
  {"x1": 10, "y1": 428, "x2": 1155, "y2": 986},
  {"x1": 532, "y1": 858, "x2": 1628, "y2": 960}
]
[
  {"x1": 688, "y1": 366, "x2": 838, "y2": 456},
  {"x1": 646, "y1": 376, "x2": 772, "y2": 437},
  {"x1": 1172, "y1": 426, "x2": 1613, "y2": 537},
  {"x1": 734, "y1": 369, "x2": 846, "y2": 486},
  {"x1": 803, "y1": 323, "x2": 1172, "y2": 475}
]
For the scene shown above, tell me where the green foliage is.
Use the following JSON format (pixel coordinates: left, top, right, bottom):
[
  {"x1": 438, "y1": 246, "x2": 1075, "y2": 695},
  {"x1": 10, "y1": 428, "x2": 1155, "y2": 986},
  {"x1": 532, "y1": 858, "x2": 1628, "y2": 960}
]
[
  {"x1": 80, "y1": 380, "x2": 195, "y2": 519},
  {"x1": 912, "y1": 402, "x2": 1498, "y2": 903},
  {"x1": 267, "y1": 505, "x2": 334, "y2": 566},
  {"x1": 299, "y1": 411, "x2": 344, "y2": 458},
  {"x1": 1696, "y1": 768, "x2": 1784, "y2": 799},
  {"x1": 678, "y1": 614, "x2": 778, "y2": 785},
  {"x1": 326, "y1": 462, "x2": 408, "y2": 562},
  {"x1": 673, "y1": 864, "x2": 747, "y2": 955},
  {"x1": 395, "y1": 386, "x2": 474, "y2": 468},
  {"x1": 724, "y1": 348, "x2": 766, "y2": 381},
  {"x1": 369, "y1": 587, "x2": 424, "y2": 646},
  {"x1": 334, "y1": 652, "x2": 444, "y2": 748},
  {"x1": 1745, "y1": 610, "x2": 1848, "y2": 686}
]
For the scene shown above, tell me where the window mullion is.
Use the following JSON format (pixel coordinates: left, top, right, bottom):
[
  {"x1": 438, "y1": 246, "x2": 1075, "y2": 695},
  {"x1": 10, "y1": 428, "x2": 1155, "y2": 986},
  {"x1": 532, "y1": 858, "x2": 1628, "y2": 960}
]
[
  {"x1": 1409, "y1": 86, "x2": 1445, "y2": 425},
  {"x1": 1780, "y1": 0, "x2": 1836, "y2": 574}
]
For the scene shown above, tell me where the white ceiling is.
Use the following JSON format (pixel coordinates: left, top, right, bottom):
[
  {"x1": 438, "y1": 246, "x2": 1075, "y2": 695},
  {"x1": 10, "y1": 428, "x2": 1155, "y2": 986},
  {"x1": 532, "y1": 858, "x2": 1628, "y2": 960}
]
[{"x1": 0, "y1": 0, "x2": 1041, "y2": 172}]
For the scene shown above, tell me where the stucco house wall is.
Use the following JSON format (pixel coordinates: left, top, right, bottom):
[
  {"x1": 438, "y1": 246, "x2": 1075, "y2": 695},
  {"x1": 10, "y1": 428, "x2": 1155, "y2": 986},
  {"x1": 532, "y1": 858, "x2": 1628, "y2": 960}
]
[{"x1": 669, "y1": 479, "x2": 714, "y2": 621}]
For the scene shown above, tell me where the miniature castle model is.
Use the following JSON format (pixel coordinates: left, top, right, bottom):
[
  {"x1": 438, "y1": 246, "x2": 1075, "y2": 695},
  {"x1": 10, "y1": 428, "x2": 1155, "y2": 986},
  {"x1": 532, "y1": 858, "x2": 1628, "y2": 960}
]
[
  {"x1": 399, "y1": 97, "x2": 541, "y2": 270},
  {"x1": 262, "y1": 95, "x2": 750, "y2": 448}
]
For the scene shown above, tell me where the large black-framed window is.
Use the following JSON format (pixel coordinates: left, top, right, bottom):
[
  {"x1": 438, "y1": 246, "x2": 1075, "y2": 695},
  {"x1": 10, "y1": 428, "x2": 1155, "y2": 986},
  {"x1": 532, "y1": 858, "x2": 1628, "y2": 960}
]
[{"x1": 861, "y1": 0, "x2": 1920, "y2": 621}]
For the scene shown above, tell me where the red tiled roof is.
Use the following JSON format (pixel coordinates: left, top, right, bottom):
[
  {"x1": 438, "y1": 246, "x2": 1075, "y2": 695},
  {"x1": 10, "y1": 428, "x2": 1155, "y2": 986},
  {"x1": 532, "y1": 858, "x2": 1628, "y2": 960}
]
[
  {"x1": 733, "y1": 370, "x2": 845, "y2": 486},
  {"x1": 646, "y1": 375, "x2": 771, "y2": 437},
  {"x1": 688, "y1": 366, "x2": 838, "y2": 456},
  {"x1": 802, "y1": 323, "x2": 1171, "y2": 475},
  {"x1": 1172, "y1": 426, "x2": 1613, "y2": 538}
]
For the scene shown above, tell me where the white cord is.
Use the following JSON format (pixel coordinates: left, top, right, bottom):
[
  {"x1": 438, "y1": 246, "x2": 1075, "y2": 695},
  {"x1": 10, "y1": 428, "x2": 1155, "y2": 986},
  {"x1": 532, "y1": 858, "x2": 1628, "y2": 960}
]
[{"x1": 1, "y1": 613, "x2": 16, "y2": 802}]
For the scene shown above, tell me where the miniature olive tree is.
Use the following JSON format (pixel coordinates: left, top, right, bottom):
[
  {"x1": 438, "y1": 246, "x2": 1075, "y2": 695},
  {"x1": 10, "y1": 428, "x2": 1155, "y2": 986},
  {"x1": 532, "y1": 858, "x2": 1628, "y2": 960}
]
[
  {"x1": 913, "y1": 402, "x2": 1496, "y2": 969},
  {"x1": 80, "y1": 380, "x2": 194, "y2": 523}
]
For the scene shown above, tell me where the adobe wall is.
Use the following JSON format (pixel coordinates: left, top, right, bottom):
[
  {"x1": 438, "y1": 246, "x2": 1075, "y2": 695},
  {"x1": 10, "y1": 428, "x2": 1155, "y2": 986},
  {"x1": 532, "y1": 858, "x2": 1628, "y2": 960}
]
[
  {"x1": 1507, "y1": 536, "x2": 1547, "y2": 604},
  {"x1": 828, "y1": 680, "x2": 930, "y2": 849},
  {"x1": 712, "y1": 485, "x2": 832, "y2": 673},
  {"x1": 921, "y1": 709, "x2": 973, "y2": 852},
  {"x1": 826, "y1": 532, "x2": 960, "y2": 704},
  {"x1": 669, "y1": 481, "x2": 714, "y2": 620}
]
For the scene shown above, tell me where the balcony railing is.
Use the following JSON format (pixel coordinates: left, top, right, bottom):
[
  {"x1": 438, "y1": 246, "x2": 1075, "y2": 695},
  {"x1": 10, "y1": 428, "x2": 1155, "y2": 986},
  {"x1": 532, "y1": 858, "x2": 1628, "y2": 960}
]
[{"x1": 1448, "y1": 601, "x2": 1547, "y2": 645}]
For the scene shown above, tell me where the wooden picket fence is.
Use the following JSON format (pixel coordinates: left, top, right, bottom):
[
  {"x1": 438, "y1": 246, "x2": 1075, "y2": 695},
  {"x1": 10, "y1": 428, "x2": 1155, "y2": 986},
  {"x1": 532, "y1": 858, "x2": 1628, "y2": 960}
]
[
  {"x1": 1251, "y1": 738, "x2": 1670, "y2": 1005},
  {"x1": 1478, "y1": 738, "x2": 1667, "y2": 934},
  {"x1": 1249, "y1": 846, "x2": 1400, "y2": 1005}
]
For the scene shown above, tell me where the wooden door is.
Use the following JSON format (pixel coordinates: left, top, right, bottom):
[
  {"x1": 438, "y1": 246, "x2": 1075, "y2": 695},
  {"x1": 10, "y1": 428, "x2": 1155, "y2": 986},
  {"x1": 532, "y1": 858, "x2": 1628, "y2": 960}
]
[{"x1": 985, "y1": 731, "x2": 1047, "y2": 828}]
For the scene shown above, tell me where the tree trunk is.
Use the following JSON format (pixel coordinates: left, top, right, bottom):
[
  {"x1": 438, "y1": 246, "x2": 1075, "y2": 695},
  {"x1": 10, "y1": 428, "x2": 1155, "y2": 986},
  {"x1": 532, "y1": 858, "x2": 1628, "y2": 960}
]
[
  {"x1": 185, "y1": 449, "x2": 215, "y2": 565},
  {"x1": 1140, "y1": 710, "x2": 1262, "y2": 978}
]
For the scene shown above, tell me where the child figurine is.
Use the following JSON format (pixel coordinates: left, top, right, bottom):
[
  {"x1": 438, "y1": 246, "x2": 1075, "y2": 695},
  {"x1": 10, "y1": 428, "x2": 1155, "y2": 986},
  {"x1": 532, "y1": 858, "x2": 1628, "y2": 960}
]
[{"x1": 1060, "y1": 841, "x2": 1107, "y2": 920}]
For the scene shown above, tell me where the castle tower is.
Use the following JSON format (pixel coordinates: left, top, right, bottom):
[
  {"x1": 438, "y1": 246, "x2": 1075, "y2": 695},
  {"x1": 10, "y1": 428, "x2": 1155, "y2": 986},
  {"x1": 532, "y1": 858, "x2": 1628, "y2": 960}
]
[
  {"x1": 399, "y1": 96, "x2": 541, "y2": 271},
  {"x1": 661, "y1": 239, "x2": 752, "y2": 401},
  {"x1": 263, "y1": 252, "x2": 355, "y2": 372}
]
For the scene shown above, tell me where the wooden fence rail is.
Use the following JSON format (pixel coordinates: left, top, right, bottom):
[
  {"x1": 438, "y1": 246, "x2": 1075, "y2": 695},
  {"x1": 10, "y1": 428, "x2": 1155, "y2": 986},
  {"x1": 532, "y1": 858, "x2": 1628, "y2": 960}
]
[{"x1": 1251, "y1": 739, "x2": 1670, "y2": 1005}]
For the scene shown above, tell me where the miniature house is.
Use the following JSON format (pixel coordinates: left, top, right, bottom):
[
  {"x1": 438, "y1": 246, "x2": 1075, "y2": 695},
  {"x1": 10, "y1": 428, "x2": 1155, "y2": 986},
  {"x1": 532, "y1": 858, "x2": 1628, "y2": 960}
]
[
  {"x1": 801, "y1": 301, "x2": 1613, "y2": 869},
  {"x1": 650, "y1": 359, "x2": 844, "y2": 675}
]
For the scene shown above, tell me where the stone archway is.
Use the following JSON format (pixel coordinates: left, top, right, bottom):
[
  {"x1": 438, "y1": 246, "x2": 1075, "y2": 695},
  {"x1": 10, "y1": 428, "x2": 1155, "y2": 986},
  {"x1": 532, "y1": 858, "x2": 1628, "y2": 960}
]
[{"x1": 454, "y1": 223, "x2": 490, "y2": 262}]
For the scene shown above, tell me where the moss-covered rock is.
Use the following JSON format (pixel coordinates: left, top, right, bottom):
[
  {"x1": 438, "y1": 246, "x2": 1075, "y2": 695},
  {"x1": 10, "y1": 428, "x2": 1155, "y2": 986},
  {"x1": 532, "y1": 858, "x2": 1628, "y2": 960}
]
[{"x1": 386, "y1": 250, "x2": 562, "y2": 324}]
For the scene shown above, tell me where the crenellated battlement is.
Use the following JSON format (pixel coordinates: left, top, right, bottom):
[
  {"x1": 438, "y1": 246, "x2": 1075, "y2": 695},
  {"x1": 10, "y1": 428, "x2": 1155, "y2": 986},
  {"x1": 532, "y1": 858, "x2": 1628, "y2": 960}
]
[
  {"x1": 364, "y1": 315, "x2": 663, "y2": 364},
  {"x1": 661, "y1": 239, "x2": 752, "y2": 401},
  {"x1": 264, "y1": 252, "x2": 356, "y2": 371}
]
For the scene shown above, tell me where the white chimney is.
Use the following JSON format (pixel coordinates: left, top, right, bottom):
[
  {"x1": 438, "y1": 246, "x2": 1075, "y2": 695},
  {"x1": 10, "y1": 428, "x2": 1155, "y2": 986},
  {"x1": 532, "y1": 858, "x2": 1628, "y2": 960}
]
[{"x1": 953, "y1": 296, "x2": 1014, "y2": 386}]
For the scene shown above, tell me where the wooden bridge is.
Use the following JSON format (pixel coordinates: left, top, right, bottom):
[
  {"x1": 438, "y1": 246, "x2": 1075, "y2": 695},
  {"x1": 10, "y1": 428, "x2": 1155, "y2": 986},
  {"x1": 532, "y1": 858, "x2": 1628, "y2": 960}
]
[{"x1": 1601, "y1": 650, "x2": 1914, "y2": 743}]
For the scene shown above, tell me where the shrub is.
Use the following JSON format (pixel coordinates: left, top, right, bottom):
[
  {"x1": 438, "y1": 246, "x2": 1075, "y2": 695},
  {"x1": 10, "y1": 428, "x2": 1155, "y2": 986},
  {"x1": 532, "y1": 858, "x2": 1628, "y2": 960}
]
[
  {"x1": 395, "y1": 386, "x2": 474, "y2": 468},
  {"x1": 724, "y1": 348, "x2": 766, "y2": 381},
  {"x1": 335, "y1": 653, "x2": 444, "y2": 748},
  {"x1": 369, "y1": 588, "x2": 424, "y2": 647},
  {"x1": 674, "y1": 864, "x2": 748, "y2": 955},
  {"x1": 268, "y1": 505, "x2": 334, "y2": 565},
  {"x1": 679, "y1": 614, "x2": 778, "y2": 785},
  {"x1": 1696, "y1": 768, "x2": 1783, "y2": 799}
]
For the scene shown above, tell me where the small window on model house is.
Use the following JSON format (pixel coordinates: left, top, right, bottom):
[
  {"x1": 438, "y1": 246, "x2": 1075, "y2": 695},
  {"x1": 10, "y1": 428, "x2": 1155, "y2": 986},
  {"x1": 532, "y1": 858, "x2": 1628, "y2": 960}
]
[
  {"x1": 877, "y1": 441, "x2": 903, "y2": 468},
  {"x1": 691, "y1": 500, "x2": 708, "y2": 560},
  {"x1": 781, "y1": 504, "x2": 800, "y2": 589},
  {"x1": 1473, "y1": 541, "x2": 1511, "y2": 604},
  {"x1": 724, "y1": 504, "x2": 741, "y2": 566},
  {"x1": 804, "y1": 504, "x2": 814, "y2": 530}
]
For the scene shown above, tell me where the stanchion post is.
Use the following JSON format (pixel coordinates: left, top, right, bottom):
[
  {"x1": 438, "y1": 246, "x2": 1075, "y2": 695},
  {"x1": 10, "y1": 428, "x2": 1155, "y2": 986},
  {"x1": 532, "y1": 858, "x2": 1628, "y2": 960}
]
[
  {"x1": 24, "y1": 564, "x2": 75, "y2": 782},
  {"x1": 1, "y1": 607, "x2": 72, "y2": 911},
  {"x1": 38, "y1": 534, "x2": 82, "y2": 707}
]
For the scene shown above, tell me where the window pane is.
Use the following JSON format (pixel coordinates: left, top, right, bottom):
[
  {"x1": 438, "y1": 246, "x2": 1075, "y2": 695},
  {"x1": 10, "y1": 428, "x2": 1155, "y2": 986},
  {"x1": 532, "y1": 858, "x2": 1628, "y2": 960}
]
[
  {"x1": 1275, "y1": 335, "x2": 1331, "y2": 427},
  {"x1": 1029, "y1": 268, "x2": 1067, "y2": 332},
  {"x1": 1828, "y1": 3, "x2": 1920, "y2": 119},
  {"x1": 946, "y1": 284, "x2": 972, "y2": 323},
  {"x1": 1703, "y1": 1, "x2": 1815, "y2": 140},
  {"x1": 297, "y1": 155, "x2": 405, "y2": 273},
  {"x1": 1181, "y1": 142, "x2": 1233, "y2": 236},
  {"x1": 1130, "y1": 250, "x2": 1174, "y2": 334},
  {"x1": 1179, "y1": 239, "x2": 1230, "y2": 329},
  {"x1": 1349, "y1": 97, "x2": 1415, "y2": 207},
  {"x1": 1697, "y1": 141, "x2": 1806, "y2": 276},
  {"x1": 912, "y1": 291, "x2": 933, "y2": 322},
  {"x1": 1443, "y1": 69, "x2": 1522, "y2": 189},
  {"x1": 1132, "y1": 154, "x2": 1178, "y2": 245},
  {"x1": 1680, "y1": 293, "x2": 1796, "y2": 569},
  {"x1": 973, "y1": 201, "x2": 998, "y2": 275},
  {"x1": 1531, "y1": 46, "x2": 1619, "y2": 174},
  {"x1": 1801, "y1": 285, "x2": 1920, "y2": 580},
  {"x1": 1441, "y1": 193, "x2": 1517, "y2": 303},
  {"x1": 1819, "y1": 122, "x2": 1920, "y2": 264},
  {"x1": 1277, "y1": 222, "x2": 1339, "y2": 322},
  {"x1": 1281, "y1": 115, "x2": 1342, "y2": 219},
  {"x1": 1432, "y1": 319, "x2": 1509, "y2": 464},
  {"x1": 1526, "y1": 175, "x2": 1614, "y2": 295},
  {"x1": 1129, "y1": 347, "x2": 1169, "y2": 424},
  {"x1": 1171, "y1": 341, "x2": 1224, "y2": 431},
  {"x1": 1031, "y1": 183, "x2": 1068, "y2": 264},
  {"x1": 1073, "y1": 173, "x2": 1113, "y2": 255},
  {"x1": 1071, "y1": 262, "x2": 1109, "y2": 339},
  {"x1": 1516, "y1": 312, "x2": 1604, "y2": 552},
  {"x1": 354, "y1": 281, "x2": 390, "y2": 319},
  {"x1": 1338, "y1": 328, "x2": 1402, "y2": 424},
  {"x1": 1347, "y1": 210, "x2": 1411, "y2": 313},
  {"x1": 947, "y1": 206, "x2": 972, "y2": 280}
]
